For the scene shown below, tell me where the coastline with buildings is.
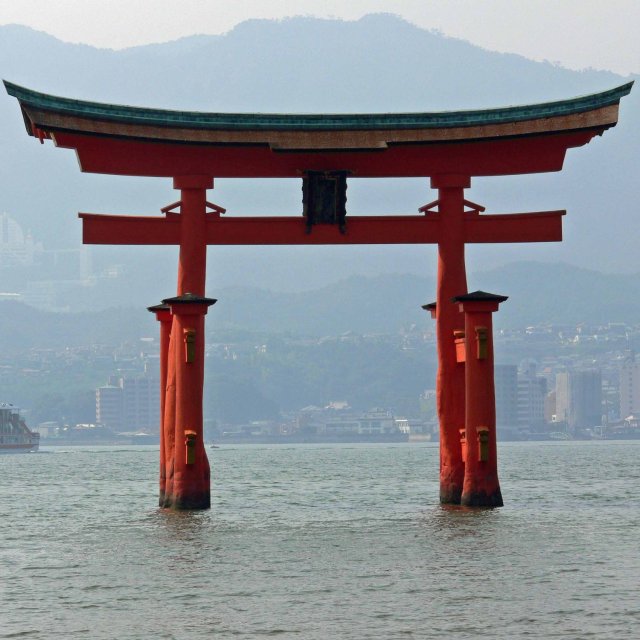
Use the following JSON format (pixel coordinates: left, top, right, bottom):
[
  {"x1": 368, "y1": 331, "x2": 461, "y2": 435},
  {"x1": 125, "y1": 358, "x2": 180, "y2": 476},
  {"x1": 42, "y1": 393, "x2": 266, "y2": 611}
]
[
  {"x1": 5, "y1": 314, "x2": 639, "y2": 446},
  {"x1": 29, "y1": 318, "x2": 640, "y2": 445}
]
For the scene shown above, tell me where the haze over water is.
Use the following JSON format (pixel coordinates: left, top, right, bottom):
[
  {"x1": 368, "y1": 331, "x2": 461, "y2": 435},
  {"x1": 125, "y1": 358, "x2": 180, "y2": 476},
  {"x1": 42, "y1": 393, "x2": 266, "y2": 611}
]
[{"x1": 1, "y1": 441, "x2": 639, "y2": 639}]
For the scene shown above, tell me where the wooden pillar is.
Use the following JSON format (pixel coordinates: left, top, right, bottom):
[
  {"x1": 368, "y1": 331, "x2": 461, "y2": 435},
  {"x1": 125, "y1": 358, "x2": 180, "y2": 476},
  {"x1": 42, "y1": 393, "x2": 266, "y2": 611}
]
[
  {"x1": 175, "y1": 175, "x2": 212, "y2": 296},
  {"x1": 432, "y1": 174, "x2": 469, "y2": 504},
  {"x1": 148, "y1": 303, "x2": 173, "y2": 506},
  {"x1": 453, "y1": 291, "x2": 507, "y2": 507},
  {"x1": 162, "y1": 294, "x2": 216, "y2": 509},
  {"x1": 162, "y1": 321, "x2": 178, "y2": 507},
  {"x1": 162, "y1": 175, "x2": 215, "y2": 509}
]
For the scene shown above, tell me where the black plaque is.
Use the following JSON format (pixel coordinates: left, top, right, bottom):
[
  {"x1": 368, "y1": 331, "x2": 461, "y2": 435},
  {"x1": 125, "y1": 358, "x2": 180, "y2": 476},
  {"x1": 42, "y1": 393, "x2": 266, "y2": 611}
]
[{"x1": 302, "y1": 171, "x2": 348, "y2": 233}]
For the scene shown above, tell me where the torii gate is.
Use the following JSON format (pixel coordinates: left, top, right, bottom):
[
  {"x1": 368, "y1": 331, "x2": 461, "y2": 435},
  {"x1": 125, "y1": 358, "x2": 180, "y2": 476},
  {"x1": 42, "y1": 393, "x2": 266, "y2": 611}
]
[{"x1": 5, "y1": 80, "x2": 632, "y2": 509}]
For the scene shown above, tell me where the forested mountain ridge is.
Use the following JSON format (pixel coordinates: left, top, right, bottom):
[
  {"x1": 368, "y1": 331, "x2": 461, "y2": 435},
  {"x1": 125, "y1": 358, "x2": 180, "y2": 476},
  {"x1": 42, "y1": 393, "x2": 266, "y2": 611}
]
[{"x1": 0, "y1": 263, "x2": 639, "y2": 356}]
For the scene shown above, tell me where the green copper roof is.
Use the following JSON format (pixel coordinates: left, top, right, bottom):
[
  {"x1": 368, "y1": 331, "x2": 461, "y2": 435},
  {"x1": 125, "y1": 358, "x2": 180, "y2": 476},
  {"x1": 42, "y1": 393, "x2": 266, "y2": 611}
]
[{"x1": 4, "y1": 80, "x2": 633, "y2": 132}]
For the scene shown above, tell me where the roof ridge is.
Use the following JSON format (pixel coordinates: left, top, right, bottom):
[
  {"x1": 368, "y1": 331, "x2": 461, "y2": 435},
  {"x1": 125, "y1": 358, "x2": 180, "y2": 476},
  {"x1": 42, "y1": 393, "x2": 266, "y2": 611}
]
[{"x1": 3, "y1": 80, "x2": 633, "y2": 132}]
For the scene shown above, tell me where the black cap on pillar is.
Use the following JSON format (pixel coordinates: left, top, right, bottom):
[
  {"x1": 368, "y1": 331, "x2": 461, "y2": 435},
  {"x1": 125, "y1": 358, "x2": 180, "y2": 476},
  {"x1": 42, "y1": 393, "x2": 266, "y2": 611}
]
[
  {"x1": 162, "y1": 293, "x2": 217, "y2": 306},
  {"x1": 147, "y1": 302, "x2": 170, "y2": 313},
  {"x1": 451, "y1": 291, "x2": 508, "y2": 304},
  {"x1": 421, "y1": 301, "x2": 437, "y2": 320}
]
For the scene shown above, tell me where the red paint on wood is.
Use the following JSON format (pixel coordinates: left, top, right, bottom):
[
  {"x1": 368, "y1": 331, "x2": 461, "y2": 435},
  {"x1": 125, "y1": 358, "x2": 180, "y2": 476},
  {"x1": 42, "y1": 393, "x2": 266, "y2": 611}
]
[
  {"x1": 162, "y1": 322, "x2": 177, "y2": 507},
  {"x1": 177, "y1": 182, "x2": 209, "y2": 296},
  {"x1": 465, "y1": 211, "x2": 564, "y2": 243},
  {"x1": 150, "y1": 307, "x2": 173, "y2": 506},
  {"x1": 164, "y1": 303, "x2": 211, "y2": 509},
  {"x1": 434, "y1": 178, "x2": 468, "y2": 504},
  {"x1": 161, "y1": 180, "x2": 213, "y2": 510},
  {"x1": 79, "y1": 211, "x2": 564, "y2": 246},
  {"x1": 457, "y1": 298, "x2": 505, "y2": 507},
  {"x1": 53, "y1": 130, "x2": 598, "y2": 178}
]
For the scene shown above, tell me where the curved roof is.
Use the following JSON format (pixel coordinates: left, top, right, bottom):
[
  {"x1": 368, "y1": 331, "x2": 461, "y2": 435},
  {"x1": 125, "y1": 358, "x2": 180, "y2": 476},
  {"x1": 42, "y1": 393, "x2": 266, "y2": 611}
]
[
  {"x1": 3, "y1": 80, "x2": 633, "y2": 178},
  {"x1": 4, "y1": 80, "x2": 633, "y2": 132}
]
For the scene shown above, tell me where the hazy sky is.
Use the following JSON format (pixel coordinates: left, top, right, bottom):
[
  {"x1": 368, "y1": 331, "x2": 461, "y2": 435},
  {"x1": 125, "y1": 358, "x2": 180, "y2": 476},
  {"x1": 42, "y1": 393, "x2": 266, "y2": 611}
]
[{"x1": 0, "y1": 0, "x2": 638, "y2": 75}]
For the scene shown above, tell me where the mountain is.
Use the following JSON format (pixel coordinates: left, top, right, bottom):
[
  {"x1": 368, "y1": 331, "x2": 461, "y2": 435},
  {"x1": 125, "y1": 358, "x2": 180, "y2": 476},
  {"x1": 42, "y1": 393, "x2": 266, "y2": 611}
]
[
  {"x1": 212, "y1": 263, "x2": 640, "y2": 333},
  {"x1": 0, "y1": 302, "x2": 149, "y2": 354},
  {"x1": 213, "y1": 273, "x2": 435, "y2": 335},
  {"x1": 0, "y1": 14, "x2": 638, "y2": 305},
  {"x1": 1, "y1": 263, "x2": 640, "y2": 353},
  {"x1": 472, "y1": 262, "x2": 640, "y2": 327}
]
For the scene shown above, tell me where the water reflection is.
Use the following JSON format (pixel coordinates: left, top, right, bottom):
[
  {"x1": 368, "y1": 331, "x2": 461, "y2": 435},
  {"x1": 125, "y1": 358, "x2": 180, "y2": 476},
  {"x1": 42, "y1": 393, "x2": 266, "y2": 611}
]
[
  {"x1": 417, "y1": 504, "x2": 502, "y2": 541},
  {"x1": 153, "y1": 508, "x2": 214, "y2": 541}
]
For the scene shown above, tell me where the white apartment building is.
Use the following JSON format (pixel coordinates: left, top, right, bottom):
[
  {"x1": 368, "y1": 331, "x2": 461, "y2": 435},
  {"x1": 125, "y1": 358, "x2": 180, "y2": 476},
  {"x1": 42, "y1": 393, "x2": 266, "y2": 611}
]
[
  {"x1": 96, "y1": 374, "x2": 160, "y2": 432},
  {"x1": 619, "y1": 354, "x2": 640, "y2": 418}
]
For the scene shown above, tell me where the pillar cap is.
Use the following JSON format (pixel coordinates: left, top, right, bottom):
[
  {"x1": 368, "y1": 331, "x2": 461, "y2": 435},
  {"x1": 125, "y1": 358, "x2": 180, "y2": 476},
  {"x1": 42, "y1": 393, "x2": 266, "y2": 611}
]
[
  {"x1": 162, "y1": 292, "x2": 217, "y2": 306},
  {"x1": 147, "y1": 303, "x2": 170, "y2": 313},
  {"x1": 421, "y1": 301, "x2": 437, "y2": 319},
  {"x1": 451, "y1": 290, "x2": 508, "y2": 304}
]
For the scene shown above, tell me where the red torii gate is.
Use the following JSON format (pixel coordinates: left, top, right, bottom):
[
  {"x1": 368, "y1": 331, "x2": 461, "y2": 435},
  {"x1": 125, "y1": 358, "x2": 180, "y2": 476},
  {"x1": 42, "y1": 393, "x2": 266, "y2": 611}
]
[{"x1": 5, "y1": 80, "x2": 632, "y2": 509}]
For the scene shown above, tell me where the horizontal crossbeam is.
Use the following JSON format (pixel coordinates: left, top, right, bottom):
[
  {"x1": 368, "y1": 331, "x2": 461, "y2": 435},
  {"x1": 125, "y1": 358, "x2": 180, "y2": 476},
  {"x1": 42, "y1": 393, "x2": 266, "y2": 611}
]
[{"x1": 79, "y1": 211, "x2": 564, "y2": 246}]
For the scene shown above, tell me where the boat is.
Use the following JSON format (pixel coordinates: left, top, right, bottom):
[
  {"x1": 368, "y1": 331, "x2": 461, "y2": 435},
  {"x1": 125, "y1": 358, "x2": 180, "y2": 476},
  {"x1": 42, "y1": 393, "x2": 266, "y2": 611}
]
[{"x1": 0, "y1": 403, "x2": 39, "y2": 453}]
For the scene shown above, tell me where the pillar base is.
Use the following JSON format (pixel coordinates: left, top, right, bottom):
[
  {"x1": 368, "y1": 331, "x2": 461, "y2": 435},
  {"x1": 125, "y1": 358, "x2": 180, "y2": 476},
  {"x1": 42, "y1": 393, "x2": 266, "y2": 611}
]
[
  {"x1": 460, "y1": 488, "x2": 503, "y2": 508},
  {"x1": 439, "y1": 483, "x2": 462, "y2": 505},
  {"x1": 160, "y1": 491, "x2": 211, "y2": 510},
  {"x1": 439, "y1": 462, "x2": 464, "y2": 505}
]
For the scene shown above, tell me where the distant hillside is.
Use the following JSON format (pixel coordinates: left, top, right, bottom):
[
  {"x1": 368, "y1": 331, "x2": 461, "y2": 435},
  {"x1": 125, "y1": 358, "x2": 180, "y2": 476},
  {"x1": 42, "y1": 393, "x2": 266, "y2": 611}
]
[
  {"x1": 0, "y1": 302, "x2": 149, "y2": 355},
  {"x1": 0, "y1": 14, "x2": 637, "y2": 299},
  {"x1": 2, "y1": 263, "x2": 640, "y2": 353},
  {"x1": 472, "y1": 262, "x2": 640, "y2": 327},
  {"x1": 213, "y1": 273, "x2": 435, "y2": 336},
  {"x1": 213, "y1": 263, "x2": 640, "y2": 333}
]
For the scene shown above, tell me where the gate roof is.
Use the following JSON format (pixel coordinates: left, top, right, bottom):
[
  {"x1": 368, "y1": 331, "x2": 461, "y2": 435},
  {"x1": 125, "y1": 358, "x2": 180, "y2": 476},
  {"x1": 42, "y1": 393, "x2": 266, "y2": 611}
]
[{"x1": 5, "y1": 81, "x2": 632, "y2": 178}]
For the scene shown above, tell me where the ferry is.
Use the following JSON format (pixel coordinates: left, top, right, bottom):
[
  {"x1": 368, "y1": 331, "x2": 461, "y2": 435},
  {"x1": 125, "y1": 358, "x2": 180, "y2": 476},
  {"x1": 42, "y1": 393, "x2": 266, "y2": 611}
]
[{"x1": 0, "y1": 403, "x2": 39, "y2": 453}]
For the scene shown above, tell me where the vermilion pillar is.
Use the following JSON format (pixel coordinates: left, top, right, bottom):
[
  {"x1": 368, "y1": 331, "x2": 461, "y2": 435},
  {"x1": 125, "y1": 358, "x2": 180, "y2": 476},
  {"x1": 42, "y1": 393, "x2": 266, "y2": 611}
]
[
  {"x1": 433, "y1": 174, "x2": 469, "y2": 504},
  {"x1": 162, "y1": 294, "x2": 216, "y2": 509},
  {"x1": 162, "y1": 175, "x2": 215, "y2": 509},
  {"x1": 175, "y1": 175, "x2": 212, "y2": 296},
  {"x1": 452, "y1": 291, "x2": 507, "y2": 507},
  {"x1": 148, "y1": 303, "x2": 173, "y2": 506}
]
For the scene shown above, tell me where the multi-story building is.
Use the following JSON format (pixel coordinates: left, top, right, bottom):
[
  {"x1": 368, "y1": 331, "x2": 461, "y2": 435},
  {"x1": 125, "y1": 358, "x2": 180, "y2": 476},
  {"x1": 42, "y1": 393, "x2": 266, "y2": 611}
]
[
  {"x1": 96, "y1": 374, "x2": 160, "y2": 432},
  {"x1": 96, "y1": 383, "x2": 124, "y2": 430},
  {"x1": 0, "y1": 212, "x2": 43, "y2": 267},
  {"x1": 555, "y1": 369, "x2": 602, "y2": 432},
  {"x1": 619, "y1": 353, "x2": 640, "y2": 418},
  {"x1": 322, "y1": 408, "x2": 397, "y2": 436},
  {"x1": 517, "y1": 364, "x2": 547, "y2": 433},
  {"x1": 494, "y1": 364, "x2": 518, "y2": 437}
]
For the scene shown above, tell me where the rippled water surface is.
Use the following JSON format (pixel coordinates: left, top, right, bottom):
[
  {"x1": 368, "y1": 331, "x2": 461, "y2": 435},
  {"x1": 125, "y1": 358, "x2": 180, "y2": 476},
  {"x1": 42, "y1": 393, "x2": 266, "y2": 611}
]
[{"x1": 1, "y1": 441, "x2": 639, "y2": 639}]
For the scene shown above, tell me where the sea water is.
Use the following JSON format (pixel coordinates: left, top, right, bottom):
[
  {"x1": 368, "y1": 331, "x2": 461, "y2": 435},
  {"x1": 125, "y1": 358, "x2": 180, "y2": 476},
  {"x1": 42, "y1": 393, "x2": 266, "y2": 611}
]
[{"x1": 1, "y1": 441, "x2": 639, "y2": 639}]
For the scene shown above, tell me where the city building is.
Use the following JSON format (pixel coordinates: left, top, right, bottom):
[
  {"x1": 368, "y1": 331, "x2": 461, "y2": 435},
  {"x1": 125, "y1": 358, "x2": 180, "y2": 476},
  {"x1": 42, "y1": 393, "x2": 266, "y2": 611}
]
[
  {"x1": 517, "y1": 363, "x2": 548, "y2": 434},
  {"x1": 96, "y1": 374, "x2": 160, "y2": 432},
  {"x1": 494, "y1": 364, "x2": 518, "y2": 437},
  {"x1": 322, "y1": 408, "x2": 397, "y2": 436},
  {"x1": 0, "y1": 212, "x2": 43, "y2": 267},
  {"x1": 555, "y1": 369, "x2": 602, "y2": 432},
  {"x1": 619, "y1": 353, "x2": 640, "y2": 418}
]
